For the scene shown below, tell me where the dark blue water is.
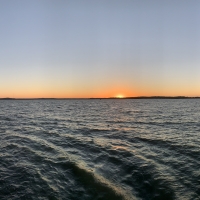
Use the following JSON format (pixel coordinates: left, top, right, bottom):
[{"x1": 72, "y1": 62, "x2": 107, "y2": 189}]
[{"x1": 0, "y1": 99, "x2": 199, "y2": 200}]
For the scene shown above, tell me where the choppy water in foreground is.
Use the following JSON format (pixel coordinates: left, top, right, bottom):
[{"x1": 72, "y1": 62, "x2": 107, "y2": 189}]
[{"x1": 0, "y1": 99, "x2": 200, "y2": 200}]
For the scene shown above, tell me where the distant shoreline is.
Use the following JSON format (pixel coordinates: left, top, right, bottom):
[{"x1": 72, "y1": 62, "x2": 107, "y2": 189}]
[{"x1": 0, "y1": 96, "x2": 200, "y2": 100}]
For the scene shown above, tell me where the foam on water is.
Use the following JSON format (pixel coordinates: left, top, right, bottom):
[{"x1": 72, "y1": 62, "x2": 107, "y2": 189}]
[{"x1": 0, "y1": 99, "x2": 200, "y2": 199}]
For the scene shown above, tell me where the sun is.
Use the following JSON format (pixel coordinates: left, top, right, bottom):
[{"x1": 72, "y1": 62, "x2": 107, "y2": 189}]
[{"x1": 116, "y1": 94, "x2": 124, "y2": 98}]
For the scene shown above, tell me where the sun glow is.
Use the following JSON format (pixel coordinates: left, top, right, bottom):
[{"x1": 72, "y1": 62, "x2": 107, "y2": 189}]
[{"x1": 116, "y1": 94, "x2": 125, "y2": 98}]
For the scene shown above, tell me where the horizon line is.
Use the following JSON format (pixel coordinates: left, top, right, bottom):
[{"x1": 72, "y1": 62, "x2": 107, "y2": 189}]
[{"x1": 1, "y1": 96, "x2": 200, "y2": 100}]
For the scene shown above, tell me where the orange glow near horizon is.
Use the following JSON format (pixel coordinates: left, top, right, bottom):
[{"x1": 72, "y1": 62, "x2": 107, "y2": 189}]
[
  {"x1": 1, "y1": 84, "x2": 200, "y2": 99},
  {"x1": 1, "y1": 87, "x2": 200, "y2": 99}
]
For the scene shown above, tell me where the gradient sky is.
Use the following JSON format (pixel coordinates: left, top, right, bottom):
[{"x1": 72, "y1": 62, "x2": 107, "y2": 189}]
[{"x1": 0, "y1": 0, "x2": 200, "y2": 98}]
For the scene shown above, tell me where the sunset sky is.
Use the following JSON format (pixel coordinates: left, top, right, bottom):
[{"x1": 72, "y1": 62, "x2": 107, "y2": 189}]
[{"x1": 0, "y1": 0, "x2": 200, "y2": 98}]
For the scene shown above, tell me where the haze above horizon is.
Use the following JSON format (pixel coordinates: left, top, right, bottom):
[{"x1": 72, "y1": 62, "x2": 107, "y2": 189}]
[{"x1": 1, "y1": 0, "x2": 200, "y2": 98}]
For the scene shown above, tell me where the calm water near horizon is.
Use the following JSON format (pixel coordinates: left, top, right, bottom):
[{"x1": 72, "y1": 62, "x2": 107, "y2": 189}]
[{"x1": 0, "y1": 99, "x2": 199, "y2": 200}]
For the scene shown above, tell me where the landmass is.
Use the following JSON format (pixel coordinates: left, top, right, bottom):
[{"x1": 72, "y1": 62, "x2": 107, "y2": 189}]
[{"x1": 109, "y1": 96, "x2": 200, "y2": 99}]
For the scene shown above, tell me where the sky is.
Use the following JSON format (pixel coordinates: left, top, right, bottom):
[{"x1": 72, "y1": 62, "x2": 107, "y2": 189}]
[{"x1": 0, "y1": 0, "x2": 200, "y2": 98}]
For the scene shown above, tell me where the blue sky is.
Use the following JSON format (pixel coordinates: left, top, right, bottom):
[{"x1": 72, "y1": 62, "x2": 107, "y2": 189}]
[{"x1": 0, "y1": 0, "x2": 200, "y2": 97}]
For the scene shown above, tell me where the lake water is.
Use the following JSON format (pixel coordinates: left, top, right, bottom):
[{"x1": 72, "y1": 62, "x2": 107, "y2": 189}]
[{"x1": 0, "y1": 99, "x2": 199, "y2": 200}]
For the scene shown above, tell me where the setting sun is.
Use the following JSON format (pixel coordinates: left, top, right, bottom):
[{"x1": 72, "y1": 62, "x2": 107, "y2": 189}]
[{"x1": 116, "y1": 94, "x2": 125, "y2": 98}]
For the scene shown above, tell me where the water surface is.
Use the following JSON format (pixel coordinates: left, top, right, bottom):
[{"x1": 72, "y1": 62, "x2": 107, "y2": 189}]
[{"x1": 0, "y1": 99, "x2": 199, "y2": 199}]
